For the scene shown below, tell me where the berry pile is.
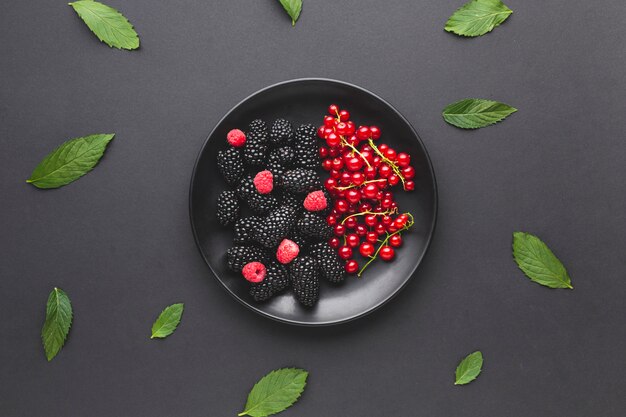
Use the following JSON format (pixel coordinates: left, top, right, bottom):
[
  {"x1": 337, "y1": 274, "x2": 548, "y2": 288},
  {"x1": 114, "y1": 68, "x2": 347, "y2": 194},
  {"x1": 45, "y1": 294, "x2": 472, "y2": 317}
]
[
  {"x1": 317, "y1": 104, "x2": 416, "y2": 276},
  {"x1": 217, "y1": 118, "x2": 345, "y2": 307}
]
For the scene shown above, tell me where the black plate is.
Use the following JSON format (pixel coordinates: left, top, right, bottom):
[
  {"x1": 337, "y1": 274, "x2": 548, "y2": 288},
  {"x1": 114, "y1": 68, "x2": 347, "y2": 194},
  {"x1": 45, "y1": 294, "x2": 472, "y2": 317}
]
[{"x1": 189, "y1": 78, "x2": 437, "y2": 326}]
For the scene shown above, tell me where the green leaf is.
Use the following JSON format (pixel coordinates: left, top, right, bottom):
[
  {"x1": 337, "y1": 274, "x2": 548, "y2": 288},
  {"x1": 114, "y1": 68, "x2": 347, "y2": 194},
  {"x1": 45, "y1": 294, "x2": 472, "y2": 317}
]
[
  {"x1": 445, "y1": 0, "x2": 512, "y2": 37},
  {"x1": 442, "y1": 98, "x2": 516, "y2": 129},
  {"x1": 278, "y1": 0, "x2": 302, "y2": 26},
  {"x1": 455, "y1": 351, "x2": 483, "y2": 385},
  {"x1": 41, "y1": 288, "x2": 73, "y2": 361},
  {"x1": 512, "y1": 232, "x2": 573, "y2": 289},
  {"x1": 68, "y1": 1, "x2": 139, "y2": 50},
  {"x1": 27, "y1": 133, "x2": 114, "y2": 189},
  {"x1": 239, "y1": 368, "x2": 308, "y2": 417},
  {"x1": 151, "y1": 303, "x2": 184, "y2": 339}
]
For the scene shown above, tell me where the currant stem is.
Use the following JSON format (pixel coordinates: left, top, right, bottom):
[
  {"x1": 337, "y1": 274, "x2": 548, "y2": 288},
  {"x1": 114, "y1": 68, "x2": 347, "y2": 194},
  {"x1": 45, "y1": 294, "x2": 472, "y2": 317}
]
[
  {"x1": 368, "y1": 138, "x2": 406, "y2": 189},
  {"x1": 357, "y1": 213, "x2": 414, "y2": 277},
  {"x1": 334, "y1": 178, "x2": 387, "y2": 191},
  {"x1": 341, "y1": 137, "x2": 372, "y2": 168},
  {"x1": 340, "y1": 208, "x2": 397, "y2": 225}
]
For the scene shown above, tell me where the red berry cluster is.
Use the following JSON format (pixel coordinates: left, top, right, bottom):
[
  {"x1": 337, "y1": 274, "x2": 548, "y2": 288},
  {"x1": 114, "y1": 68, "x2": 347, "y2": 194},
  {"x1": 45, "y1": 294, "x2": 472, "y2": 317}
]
[{"x1": 317, "y1": 104, "x2": 416, "y2": 277}]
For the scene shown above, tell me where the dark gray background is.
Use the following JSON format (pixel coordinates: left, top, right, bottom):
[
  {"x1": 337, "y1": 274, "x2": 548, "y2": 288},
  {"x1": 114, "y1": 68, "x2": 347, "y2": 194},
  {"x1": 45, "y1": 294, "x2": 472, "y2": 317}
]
[{"x1": 1, "y1": 0, "x2": 625, "y2": 416}]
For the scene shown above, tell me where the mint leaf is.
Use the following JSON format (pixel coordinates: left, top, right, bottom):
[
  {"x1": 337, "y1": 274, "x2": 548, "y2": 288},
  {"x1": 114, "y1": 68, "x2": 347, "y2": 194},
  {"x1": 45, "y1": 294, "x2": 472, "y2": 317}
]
[
  {"x1": 68, "y1": 1, "x2": 139, "y2": 50},
  {"x1": 41, "y1": 288, "x2": 73, "y2": 361},
  {"x1": 445, "y1": 0, "x2": 512, "y2": 37},
  {"x1": 442, "y1": 98, "x2": 516, "y2": 129},
  {"x1": 27, "y1": 133, "x2": 114, "y2": 189},
  {"x1": 239, "y1": 368, "x2": 308, "y2": 417},
  {"x1": 512, "y1": 232, "x2": 573, "y2": 289},
  {"x1": 151, "y1": 303, "x2": 184, "y2": 339},
  {"x1": 455, "y1": 351, "x2": 483, "y2": 385},
  {"x1": 278, "y1": 0, "x2": 302, "y2": 26}
]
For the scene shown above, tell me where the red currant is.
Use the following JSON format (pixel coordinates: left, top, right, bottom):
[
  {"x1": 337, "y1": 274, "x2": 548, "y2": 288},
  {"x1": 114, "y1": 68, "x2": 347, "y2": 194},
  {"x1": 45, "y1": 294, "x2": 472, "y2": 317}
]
[
  {"x1": 328, "y1": 104, "x2": 339, "y2": 115},
  {"x1": 356, "y1": 224, "x2": 367, "y2": 236},
  {"x1": 363, "y1": 183, "x2": 378, "y2": 199},
  {"x1": 346, "y1": 234, "x2": 360, "y2": 248},
  {"x1": 370, "y1": 126, "x2": 381, "y2": 140},
  {"x1": 364, "y1": 166, "x2": 377, "y2": 179},
  {"x1": 346, "y1": 189, "x2": 360, "y2": 204},
  {"x1": 323, "y1": 115, "x2": 335, "y2": 127},
  {"x1": 334, "y1": 199, "x2": 349, "y2": 213},
  {"x1": 346, "y1": 156, "x2": 363, "y2": 171},
  {"x1": 317, "y1": 126, "x2": 326, "y2": 139},
  {"x1": 378, "y1": 164, "x2": 391, "y2": 178},
  {"x1": 326, "y1": 214, "x2": 337, "y2": 225},
  {"x1": 364, "y1": 214, "x2": 378, "y2": 227},
  {"x1": 402, "y1": 166, "x2": 415, "y2": 179},
  {"x1": 356, "y1": 126, "x2": 371, "y2": 141},
  {"x1": 338, "y1": 245, "x2": 353, "y2": 260},
  {"x1": 324, "y1": 178, "x2": 337, "y2": 190},
  {"x1": 351, "y1": 172, "x2": 365, "y2": 186},
  {"x1": 334, "y1": 224, "x2": 346, "y2": 236},
  {"x1": 389, "y1": 234, "x2": 403, "y2": 247},
  {"x1": 359, "y1": 242, "x2": 375, "y2": 257},
  {"x1": 319, "y1": 146, "x2": 329, "y2": 158},
  {"x1": 405, "y1": 180, "x2": 415, "y2": 191},
  {"x1": 384, "y1": 148, "x2": 397, "y2": 160},
  {"x1": 339, "y1": 110, "x2": 350, "y2": 121},
  {"x1": 396, "y1": 153, "x2": 410, "y2": 167},
  {"x1": 366, "y1": 231, "x2": 378, "y2": 243},
  {"x1": 322, "y1": 159, "x2": 332, "y2": 170},
  {"x1": 380, "y1": 246, "x2": 395, "y2": 261},
  {"x1": 388, "y1": 174, "x2": 400, "y2": 186},
  {"x1": 345, "y1": 260, "x2": 359, "y2": 274},
  {"x1": 344, "y1": 216, "x2": 357, "y2": 229},
  {"x1": 326, "y1": 132, "x2": 340, "y2": 147},
  {"x1": 329, "y1": 237, "x2": 340, "y2": 248}
]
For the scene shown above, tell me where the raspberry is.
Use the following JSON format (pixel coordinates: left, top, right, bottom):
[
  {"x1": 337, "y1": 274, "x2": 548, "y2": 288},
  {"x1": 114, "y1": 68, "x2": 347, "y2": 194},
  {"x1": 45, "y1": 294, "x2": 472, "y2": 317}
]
[
  {"x1": 303, "y1": 190, "x2": 328, "y2": 212},
  {"x1": 242, "y1": 262, "x2": 266, "y2": 283},
  {"x1": 227, "y1": 129, "x2": 246, "y2": 147},
  {"x1": 276, "y1": 239, "x2": 300, "y2": 264},
  {"x1": 253, "y1": 170, "x2": 274, "y2": 194}
]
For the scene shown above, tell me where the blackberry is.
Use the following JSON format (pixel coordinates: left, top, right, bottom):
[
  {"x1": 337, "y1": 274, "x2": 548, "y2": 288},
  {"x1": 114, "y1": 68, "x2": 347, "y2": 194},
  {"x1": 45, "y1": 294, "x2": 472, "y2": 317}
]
[
  {"x1": 293, "y1": 124, "x2": 319, "y2": 169},
  {"x1": 308, "y1": 242, "x2": 346, "y2": 284},
  {"x1": 236, "y1": 175, "x2": 256, "y2": 200},
  {"x1": 243, "y1": 119, "x2": 268, "y2": 166},
  {"x1": 247, "y1": 192, "x2": 280, "y2": 215},
  {"x1": 281, "y1": 191, "x2": 303, "y2": 212},
  {"x1": 269, "y1": 119, "x2": 294, "y2": 145},
  {"x1": 217, "y1": 148, "x2": 244, "y2": 185},
  {"x1": 297, "y1": 212, "x2": 333, "y2": 240},
  {"x1": 233, "y1": 216, "x2": 261, "y2": 244},
  {"x1": 290, "y1": 256, "x2": 320, "y2": 307},
  {"x1": 267, "y1": 146, "x2": 296, "y2": 181},
  {"x1": 249, "y1": 261, "x2": 290, "y2": 302},
  {"x1": 237, "y1": 175, "x2": 279, "y2": 215},
  {"x1": 287, "y1": 228, "x2": 310, "y2": 251},
  {"x1": 253, "y1": 205, "x2": 298, "y2": 248},
  {"x1": 243, "y1": 141, "x2": 267, "y2": 166},
  {"x1": 226, "y1": 246, "x2": 269, "y2": 272},
  {"x1": 281, "y1": 168, "x2": 321, "y2": 194},
  {"x1": 248, "y1": 119, "x2": 269, "y2": 143},
  {"x1": 216, "y1": 191, "x2": 240, "y2": 226}
]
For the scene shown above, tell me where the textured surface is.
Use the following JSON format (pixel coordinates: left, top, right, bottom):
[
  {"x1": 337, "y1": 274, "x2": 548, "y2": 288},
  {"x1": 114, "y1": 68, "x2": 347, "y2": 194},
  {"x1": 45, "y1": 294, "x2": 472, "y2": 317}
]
[{"x1": 1, "y1": 0, "x2": 625, "y2": 416}]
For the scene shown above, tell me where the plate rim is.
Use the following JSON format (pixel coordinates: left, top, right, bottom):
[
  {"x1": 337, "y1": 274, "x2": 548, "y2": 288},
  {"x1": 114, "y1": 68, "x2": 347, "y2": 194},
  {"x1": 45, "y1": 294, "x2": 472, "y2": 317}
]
[{"x1": 189, "y1": 77, "x2": 438, "y2": 326}]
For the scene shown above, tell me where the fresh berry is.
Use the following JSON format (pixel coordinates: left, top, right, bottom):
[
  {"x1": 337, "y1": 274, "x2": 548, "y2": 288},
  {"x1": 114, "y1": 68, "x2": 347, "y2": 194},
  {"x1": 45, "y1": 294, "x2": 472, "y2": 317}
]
[
  {"x1": 293, "y1": 124, "x2": 319, "y2": 169},
  {"x1": 389, "y1": 234, "x2": 403, "y2": 247},
  {"x1": 281, "y1": 168, "x2": 321, "y2": 193},
  {"x1": 303, "y1": 190, "x2": 328, "y2": 212},
  {"x1": 345, "y1": 260, "x2": 359, "y2": 274},
  {"x1": 233, "y1": 216, "x2": 260, "y2": 244},
  {"x1": 216, "y1": 190, "x2": 239, "y2": 226},
  {"x1": 243, "y1": 140, "x2": 267, "y2": 166},
  {"x1": 217, "y1": 148, "x2": 245, "y2": 185},
  {"x1": 254, "y1": 170, "x2": 274, "y2": 194},
  {"x1": 242, "y1": 262, "x2": 266, "y2": 283},
  {"x1": 249, "y1": 261, "x2": 290, "y2": 301},
  {"x1": 359, "y1": 242, "x2": 375, "y2": 257},
  {"x1": 226, "y1": 246, "x2": 269, "y2": 272},
  {"x1": 227, "y1": 129, "x2": 246, "y2": 147},
  {"x1": 270, "y1": 119, "x2": 294, "y2": 145},
  {"x1": 276, "y1": 239, "x2": 300, "y2": 264},
  {"x1": 243, "y1": 119, "x2": 268, "y2": 166},
  {"x1": 380, "y1": 246, "x2": 395, "y2": 261},
  {"x1": 253, "y1": 206, "x2": 298, "y2": 248},
  {"x1": 247, "y1": 192, "x2": 280, "y2": 215},
  {"x1": 308, "y1": 242, "x2": 345, "y2": 283},
  {"x1": 297, "y1": 212, "x2": 333, "y2": 240},
  {"x1": 290, "y1": 256, "x2": 320, "y2": 307}
]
